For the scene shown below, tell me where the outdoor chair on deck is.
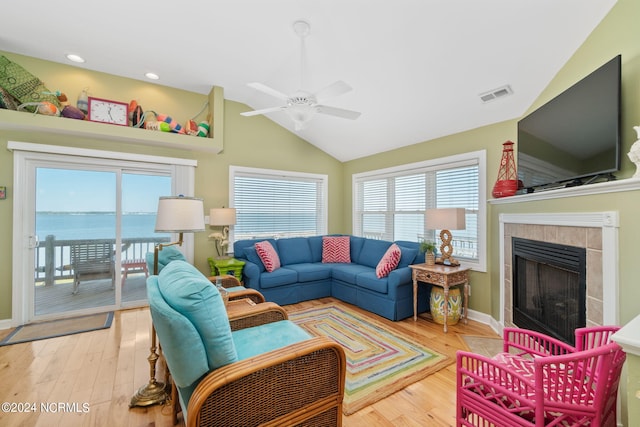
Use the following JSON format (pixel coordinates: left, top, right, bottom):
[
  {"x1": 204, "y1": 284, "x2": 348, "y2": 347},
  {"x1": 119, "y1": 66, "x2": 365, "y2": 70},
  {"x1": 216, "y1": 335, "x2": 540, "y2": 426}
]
[
  {"x1": 148, "y1": 260, "x2": 346, "y2": 427},
  {"x1": 70, "y1": 242, "x2": 115, "y2": 295},
  {"x1": 456, "y1": 326, "x2": 625, "y2": 427}
]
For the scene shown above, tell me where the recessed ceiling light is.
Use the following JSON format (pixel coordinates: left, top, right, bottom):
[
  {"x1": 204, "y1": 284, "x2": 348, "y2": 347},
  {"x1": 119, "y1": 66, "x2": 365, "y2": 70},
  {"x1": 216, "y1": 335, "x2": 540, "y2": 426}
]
[
  {"x1": 145, "y1": 72, "x2": 160, "y2": 80},
  {"x1": 65, "y1": 54, "x2": 85, "y2": 63}
]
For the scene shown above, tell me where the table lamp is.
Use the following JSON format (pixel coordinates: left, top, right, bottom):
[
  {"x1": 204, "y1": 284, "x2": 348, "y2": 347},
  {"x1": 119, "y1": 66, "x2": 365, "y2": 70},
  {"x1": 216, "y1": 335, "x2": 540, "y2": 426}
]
[
  {"x1": 425, "y1": 208, "x2": 466, "y2": 266},
  {"x1": 209, "y1": 207, "x2": 236, "y2": 258},
  {"x1": 130, "y1": 195, "x2": 204, "y2": 408}
]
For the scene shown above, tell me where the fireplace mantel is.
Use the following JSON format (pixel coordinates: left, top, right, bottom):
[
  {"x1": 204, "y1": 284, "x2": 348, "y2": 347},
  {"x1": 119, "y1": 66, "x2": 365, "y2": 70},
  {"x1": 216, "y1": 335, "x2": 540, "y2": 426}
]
[
  {"x1": 498, "y1": 211, "x2": 619, "y2": 332},
  {"x1": 489, "y1": 178, "x2": 640, "y2": 204}
]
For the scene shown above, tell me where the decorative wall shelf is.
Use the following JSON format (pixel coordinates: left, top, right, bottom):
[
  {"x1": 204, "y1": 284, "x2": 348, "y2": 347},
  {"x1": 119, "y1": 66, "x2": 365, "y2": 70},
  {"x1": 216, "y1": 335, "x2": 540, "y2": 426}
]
[
  {"x1": 489, "y1": 177, "x2": 640, "y2": 204},
  {"x1": 0, "y1": 86, "x2": 225, "y2": 155}
]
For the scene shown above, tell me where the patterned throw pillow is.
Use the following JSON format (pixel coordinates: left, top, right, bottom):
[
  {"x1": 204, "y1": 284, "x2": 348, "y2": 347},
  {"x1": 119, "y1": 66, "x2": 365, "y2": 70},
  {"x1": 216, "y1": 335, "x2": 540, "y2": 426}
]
[
  {"x1": 255, "y1": 241, "x2": 281, "y2": 272},
  {"x1": 376, "y1": 243, "x2": 402, "y2": 278},
  {"x1": 322, "y1": 236, "x2": 351, "y2": 263}
]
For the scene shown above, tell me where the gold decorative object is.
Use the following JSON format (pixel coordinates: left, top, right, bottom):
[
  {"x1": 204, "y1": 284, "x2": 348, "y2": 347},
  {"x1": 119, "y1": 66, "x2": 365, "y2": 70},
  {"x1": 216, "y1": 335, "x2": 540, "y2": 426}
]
[{"x1": 130, "y1": 196, "x2": 204, "y2": 408}]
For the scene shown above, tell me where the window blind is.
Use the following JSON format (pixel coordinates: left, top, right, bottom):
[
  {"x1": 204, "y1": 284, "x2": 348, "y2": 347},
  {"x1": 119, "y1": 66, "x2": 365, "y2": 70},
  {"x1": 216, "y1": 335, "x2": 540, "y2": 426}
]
[
  {"x1": 231, "y1": 167, "x2": 327, "y2": 241},
  {"x1": 354, "y1": 155, "x2": 482, "y2": 263}
]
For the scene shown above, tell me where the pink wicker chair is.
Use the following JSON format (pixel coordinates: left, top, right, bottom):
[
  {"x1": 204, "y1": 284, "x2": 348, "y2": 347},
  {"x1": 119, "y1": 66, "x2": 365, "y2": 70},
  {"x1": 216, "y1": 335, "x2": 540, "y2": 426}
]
[{"x1": 456, "y1": 326, "x2": 625, "y2": 427}]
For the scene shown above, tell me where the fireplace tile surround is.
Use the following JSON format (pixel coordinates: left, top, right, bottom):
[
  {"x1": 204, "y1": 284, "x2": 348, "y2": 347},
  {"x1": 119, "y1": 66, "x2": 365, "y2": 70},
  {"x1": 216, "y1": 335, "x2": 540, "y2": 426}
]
[{"x1": 499, "y1": 212, "x2": 619, "y2": 330}]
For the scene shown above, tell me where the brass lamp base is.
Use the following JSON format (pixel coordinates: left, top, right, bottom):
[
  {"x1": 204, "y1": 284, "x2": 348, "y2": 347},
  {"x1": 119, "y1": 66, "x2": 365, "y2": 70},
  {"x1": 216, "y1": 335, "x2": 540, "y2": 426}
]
[{"x1": 130, "y1": 379, "x2": 168, "y2": 407}]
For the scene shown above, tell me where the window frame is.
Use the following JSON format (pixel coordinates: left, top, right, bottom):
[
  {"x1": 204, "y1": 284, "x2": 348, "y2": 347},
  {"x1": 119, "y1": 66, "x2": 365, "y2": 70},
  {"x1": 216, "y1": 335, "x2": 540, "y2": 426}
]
[
  {"x1": 229, "y1": 165, "x2": 328, "y2": 242},
  {"x1": 352, "y1": 150, "x2": 487, "y2": 272}
]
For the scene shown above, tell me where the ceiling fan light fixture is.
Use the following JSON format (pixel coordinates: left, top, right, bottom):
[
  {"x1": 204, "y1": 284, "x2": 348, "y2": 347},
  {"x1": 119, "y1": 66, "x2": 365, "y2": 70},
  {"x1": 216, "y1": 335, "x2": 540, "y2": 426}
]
[{"x1": 287, "y1": 104, "x2": 317, "y2": 131}]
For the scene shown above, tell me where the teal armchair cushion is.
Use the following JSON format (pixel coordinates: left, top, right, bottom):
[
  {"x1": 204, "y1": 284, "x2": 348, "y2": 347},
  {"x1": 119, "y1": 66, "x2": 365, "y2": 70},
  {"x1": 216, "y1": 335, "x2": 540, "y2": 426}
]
[
  {"x1": 147, "y1": 276, "x2": 209, "y2": 389},
  {"x1": 145, "y1": 245, "x2": 186, "y2": 274},
  {"x1": 232, "y1": 320, "x2": 311, "y2": 360},
  {"x1": 158, "y1": 260, "x2": 238, "y2": 370}
]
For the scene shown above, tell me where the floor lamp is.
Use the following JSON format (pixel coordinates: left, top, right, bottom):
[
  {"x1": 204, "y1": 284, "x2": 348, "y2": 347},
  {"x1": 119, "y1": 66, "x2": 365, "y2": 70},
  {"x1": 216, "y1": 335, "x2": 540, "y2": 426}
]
[
  {"x1": 425, "y1": 208, "x2": 466, "y2": 266},
  {"x1": 130, "y1": 195, "x2": 204, "y2": 408}
]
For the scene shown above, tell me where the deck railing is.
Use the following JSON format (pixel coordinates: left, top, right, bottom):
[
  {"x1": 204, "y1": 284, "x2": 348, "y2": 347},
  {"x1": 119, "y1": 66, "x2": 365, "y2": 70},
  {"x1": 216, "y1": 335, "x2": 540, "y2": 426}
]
[{"x1": 35, "y1": 235, "x2": 170, "y2": 286}]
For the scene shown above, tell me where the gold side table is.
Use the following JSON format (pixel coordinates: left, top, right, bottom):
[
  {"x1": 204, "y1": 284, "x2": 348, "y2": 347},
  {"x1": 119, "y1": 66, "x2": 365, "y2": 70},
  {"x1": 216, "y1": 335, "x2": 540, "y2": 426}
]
[{"x1": 409, "y1": 263, "x2": 470, "y2": 333}]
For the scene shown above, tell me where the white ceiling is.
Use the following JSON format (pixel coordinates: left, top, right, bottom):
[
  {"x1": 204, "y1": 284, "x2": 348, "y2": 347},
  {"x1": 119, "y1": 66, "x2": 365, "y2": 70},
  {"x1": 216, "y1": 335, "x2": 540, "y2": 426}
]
[{"x1": 0, "y1": 0, "x2": 616, "y2": 161}]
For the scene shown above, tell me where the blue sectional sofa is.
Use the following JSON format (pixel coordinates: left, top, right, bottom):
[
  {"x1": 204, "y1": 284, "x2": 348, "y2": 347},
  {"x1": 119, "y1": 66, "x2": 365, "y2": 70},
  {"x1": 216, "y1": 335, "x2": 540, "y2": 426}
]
[{"x1": 233, "y1": 235, "x2": 430, "y2": 321}]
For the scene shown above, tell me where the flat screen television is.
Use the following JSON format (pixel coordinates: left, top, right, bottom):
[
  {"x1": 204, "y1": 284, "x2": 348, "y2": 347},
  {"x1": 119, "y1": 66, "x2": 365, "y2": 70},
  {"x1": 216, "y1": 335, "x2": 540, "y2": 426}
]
[{"x1": 517, "y1": 55, "x2": 621, "y2": 192}]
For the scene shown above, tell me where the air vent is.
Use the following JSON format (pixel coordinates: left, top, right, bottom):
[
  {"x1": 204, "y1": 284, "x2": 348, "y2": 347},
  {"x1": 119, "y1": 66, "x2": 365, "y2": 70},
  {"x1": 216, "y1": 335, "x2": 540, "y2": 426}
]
[{"x1": 479, "y1": 85, "x2": 513, "y2": 103}]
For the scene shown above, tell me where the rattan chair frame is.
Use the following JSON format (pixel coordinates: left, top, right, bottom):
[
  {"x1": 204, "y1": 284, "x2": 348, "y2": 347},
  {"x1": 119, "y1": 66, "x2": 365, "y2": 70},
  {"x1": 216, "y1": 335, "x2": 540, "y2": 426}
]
[{"x1": 165, "y1": 302, "x2": 346, "y2": 427}]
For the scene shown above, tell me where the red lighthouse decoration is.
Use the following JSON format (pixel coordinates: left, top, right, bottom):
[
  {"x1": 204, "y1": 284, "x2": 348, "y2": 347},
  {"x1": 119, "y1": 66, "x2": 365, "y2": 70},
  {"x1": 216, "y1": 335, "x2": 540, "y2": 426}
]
[{"x1": 492, "y1": 140, "x2": 520, "y2": 198}]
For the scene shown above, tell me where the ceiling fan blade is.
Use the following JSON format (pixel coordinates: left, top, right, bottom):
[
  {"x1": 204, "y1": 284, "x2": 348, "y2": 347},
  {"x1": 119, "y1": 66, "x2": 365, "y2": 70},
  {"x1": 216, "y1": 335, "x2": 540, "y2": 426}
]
[
  {"x1": 313, "y1": 81, "x2": 353, "y2": 102},
  {"x1": 240, "y1": 106, "x2": 287, "y2": 117},
  {"x1": 316, "y1": 105, "x2": 361, "y2": 120},
  {"x1": 246, "y1": 82, "x2": 289, "y2": 101}
]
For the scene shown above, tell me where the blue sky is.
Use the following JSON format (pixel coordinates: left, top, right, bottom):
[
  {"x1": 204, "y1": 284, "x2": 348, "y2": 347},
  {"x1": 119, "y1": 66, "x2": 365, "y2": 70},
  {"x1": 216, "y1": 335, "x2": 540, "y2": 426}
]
[{"x1": 36, "y1": 168, "x2": 171, "y2": 212}]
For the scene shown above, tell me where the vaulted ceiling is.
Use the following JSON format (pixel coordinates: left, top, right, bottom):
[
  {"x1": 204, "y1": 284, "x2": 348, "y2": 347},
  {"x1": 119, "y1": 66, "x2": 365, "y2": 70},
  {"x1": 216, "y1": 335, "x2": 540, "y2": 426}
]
[{"x1": 1, "y1": 0, "x2": 617, "y2": 161}]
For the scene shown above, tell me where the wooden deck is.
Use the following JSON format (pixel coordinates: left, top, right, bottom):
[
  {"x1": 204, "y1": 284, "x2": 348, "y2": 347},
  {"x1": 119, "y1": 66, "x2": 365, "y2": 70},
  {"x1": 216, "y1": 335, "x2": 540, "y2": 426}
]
[
  {"x1": 34, "y1": 273, "x2": 148, "y2": 317},
  {"x1": 0, "y1": 297, "x2": 500, "y2": 427}
]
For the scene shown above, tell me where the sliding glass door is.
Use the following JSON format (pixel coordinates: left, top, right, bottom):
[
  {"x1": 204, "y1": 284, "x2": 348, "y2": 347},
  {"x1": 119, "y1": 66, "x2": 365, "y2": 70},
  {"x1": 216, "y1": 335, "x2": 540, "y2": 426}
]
[{"x1": 11, "y1": 142, "x2": 197, "y2": 325}]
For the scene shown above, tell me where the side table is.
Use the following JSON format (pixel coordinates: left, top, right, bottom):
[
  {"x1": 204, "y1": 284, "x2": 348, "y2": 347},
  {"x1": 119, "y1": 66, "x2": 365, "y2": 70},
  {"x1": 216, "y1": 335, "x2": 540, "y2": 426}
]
[
  {"x1": 409, "y1": 263, "x2": 470, "y2": 333},
  {"x1": 208, "y1": 257, "x2": 245, "y2": 278}
]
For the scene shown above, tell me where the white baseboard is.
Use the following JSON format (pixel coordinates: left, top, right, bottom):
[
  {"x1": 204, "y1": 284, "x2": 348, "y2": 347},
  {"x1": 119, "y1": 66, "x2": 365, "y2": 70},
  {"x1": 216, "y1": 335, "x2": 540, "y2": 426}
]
[
  {"x1": 0, "y1": 319, "x2": 14, "y2": 331},
  {"x1": 466, "y1": 309, "x2": 502, "y2": 336}
]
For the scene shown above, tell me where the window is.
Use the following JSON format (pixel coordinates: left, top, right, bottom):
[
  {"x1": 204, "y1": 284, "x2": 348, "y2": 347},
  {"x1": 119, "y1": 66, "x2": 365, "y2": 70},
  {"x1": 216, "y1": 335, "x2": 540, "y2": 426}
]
[
  {"x1": 230, "y1": 166, "x2": 328, "y2": 241},
  {"x1": 353, "y1": 151, "x2": 486, "y2": 271}
]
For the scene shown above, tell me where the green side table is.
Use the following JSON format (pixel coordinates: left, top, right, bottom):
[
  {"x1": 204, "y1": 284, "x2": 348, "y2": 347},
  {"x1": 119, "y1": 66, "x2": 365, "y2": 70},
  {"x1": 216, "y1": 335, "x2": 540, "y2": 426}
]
[{"x1": 207, "y1": 257, "x2": 246, "y2": 278}]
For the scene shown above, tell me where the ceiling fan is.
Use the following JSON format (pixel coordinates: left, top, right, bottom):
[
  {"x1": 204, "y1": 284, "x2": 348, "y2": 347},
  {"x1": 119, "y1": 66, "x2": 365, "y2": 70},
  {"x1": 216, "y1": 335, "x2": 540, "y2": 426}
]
[{"x1": 241, "y1": 20, "x2": 361, "y2": 131}]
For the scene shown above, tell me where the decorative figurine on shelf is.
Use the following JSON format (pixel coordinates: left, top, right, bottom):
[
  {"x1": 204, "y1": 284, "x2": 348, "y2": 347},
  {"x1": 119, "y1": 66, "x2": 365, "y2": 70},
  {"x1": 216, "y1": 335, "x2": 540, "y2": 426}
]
[
  {"x1": 492, "y1": 140, "x2": 522, "y2": 198},
  {"x1": 197, "y1": 122, "x2": 210, "y2": 137},
  {"x1": 628, "y1": 126, "x2": 640, "y2": 179}
]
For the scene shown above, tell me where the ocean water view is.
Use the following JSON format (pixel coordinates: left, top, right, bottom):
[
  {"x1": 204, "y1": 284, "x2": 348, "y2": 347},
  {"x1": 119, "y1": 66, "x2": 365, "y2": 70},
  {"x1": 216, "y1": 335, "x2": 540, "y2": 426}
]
[{"x1": 36, "y1": 212, "x2": 164, "y2": 241}]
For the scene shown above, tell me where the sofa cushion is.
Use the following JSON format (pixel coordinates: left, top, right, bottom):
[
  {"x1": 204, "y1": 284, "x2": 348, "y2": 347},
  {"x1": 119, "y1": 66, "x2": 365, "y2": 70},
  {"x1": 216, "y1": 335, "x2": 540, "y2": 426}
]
[
  {"x1": 243, "y1": 246, "x2": 266, "y2": 273},
  {"x1": 157, "y1": 261, "x2": 238, "y2": 370},
  {"x1": 322, "y1": 236, "x2": 351, "y2": 263},
  {"x1": 356, "y1": 271, "x2": 389, "y2": 294},
  {"x1": 349, "y1": 236, "x2": 366, "y2": 262},
  {"x1": 277, "y1": 237, "x2": 313, "y2": 265},
  {"x1": 285, "y1": 263, "x2": 332, "y2": 282},
  {"x1": 308, "y1": 236, "x2": 324, "y2": 262},
  {"x1": 376, "y1": 243, "x2": 401, "y2": 278},
  {"x1": 233, "y1": 320, "x2": 311, "y2": 360},
  {"x1": 259, "y1": 267, "x2": 298, "y2": 288},
  {"x1": 357, "y1": 239, "x2": 392, "y2": 268},
  {"x1": 397, "y1": 245, "x2": 419, "y2": 268},
  {"x1": 331, "y1": 263, "x2": 372, "y2": 284},
  {"x1": 255, "y1": 240, "x2": 281, "y2": 272}
]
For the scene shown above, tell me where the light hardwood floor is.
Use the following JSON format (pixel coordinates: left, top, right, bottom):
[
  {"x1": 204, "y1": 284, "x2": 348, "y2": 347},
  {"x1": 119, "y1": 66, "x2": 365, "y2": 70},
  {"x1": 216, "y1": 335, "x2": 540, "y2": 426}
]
[{"x1": 0, "y1": 297, "x2": 499, "y2": 427}]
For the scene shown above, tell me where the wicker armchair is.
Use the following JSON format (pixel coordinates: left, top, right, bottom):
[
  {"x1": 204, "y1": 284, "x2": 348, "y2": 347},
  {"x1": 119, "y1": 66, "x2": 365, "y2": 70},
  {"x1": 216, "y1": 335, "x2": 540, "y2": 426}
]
[
  {"x1": 148, "y1": 261, "x2": 346, "y2": 427},
  {"x1": 456, "y1": 326, "x2": 625, "y2": 427},
  {"x1": 208, "y1": 274, "x2": 265, "y2": 304}
]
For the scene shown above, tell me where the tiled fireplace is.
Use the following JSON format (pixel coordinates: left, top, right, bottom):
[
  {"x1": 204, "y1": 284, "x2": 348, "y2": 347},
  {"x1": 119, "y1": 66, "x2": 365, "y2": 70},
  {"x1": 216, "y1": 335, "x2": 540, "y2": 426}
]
[{"x1": 499, "y1": 212, "x2": 619, "y2": 331}]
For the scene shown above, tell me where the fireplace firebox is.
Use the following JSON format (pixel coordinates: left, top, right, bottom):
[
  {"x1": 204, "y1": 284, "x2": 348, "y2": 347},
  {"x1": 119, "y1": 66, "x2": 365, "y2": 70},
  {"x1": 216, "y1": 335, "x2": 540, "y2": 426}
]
[{"x1": 512, "y1": 237, "x2": 586, "y2": 346}]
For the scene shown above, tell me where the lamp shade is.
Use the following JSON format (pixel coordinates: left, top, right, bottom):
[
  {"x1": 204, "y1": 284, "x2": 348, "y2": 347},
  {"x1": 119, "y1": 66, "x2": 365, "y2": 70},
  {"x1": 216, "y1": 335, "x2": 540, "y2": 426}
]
[
  {"x1": 425, "y1": 208, "x2": 466, "y2": 231},
  {"x1": 209, "y1": 208, "x2": 237, "y2": 226},
  {"x1": 155, "y1": 196, "x2": 205, "y2": 232}
]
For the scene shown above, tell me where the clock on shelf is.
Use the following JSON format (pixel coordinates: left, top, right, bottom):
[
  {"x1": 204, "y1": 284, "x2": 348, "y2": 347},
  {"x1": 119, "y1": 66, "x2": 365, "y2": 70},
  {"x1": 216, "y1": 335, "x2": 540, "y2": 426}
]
[{"x1": 87, "y1": 97, "x2": 129, "y2": 126}]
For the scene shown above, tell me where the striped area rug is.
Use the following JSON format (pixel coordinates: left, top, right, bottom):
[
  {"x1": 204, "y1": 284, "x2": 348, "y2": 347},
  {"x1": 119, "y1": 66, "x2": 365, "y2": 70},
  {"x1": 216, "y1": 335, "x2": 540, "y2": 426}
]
[{"x1": 290, "y1": 304, "x2": 450, "y2": 414}]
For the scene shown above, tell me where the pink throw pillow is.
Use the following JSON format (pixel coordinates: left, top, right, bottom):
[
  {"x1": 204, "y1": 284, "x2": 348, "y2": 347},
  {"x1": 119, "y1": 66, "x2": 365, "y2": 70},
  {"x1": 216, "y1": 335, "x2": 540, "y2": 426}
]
[
  {"x1": 255, "y1": 241, "x2": 281, "y2": 272},
  {"x1": 376, "y1": 243, "x2": 401, "y2": 278},
  {"x1": 322, "y1": 236, "x2": 351, "y2": 263}
]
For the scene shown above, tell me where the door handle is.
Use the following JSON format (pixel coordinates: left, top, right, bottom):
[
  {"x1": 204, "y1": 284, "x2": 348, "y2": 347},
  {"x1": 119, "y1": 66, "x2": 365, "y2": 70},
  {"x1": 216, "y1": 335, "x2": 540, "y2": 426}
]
[{"x1": 28, "y1": 234, "x2": 39, "y2": 249}]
